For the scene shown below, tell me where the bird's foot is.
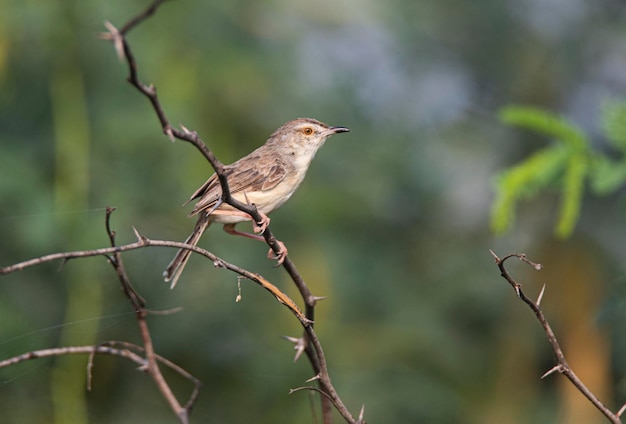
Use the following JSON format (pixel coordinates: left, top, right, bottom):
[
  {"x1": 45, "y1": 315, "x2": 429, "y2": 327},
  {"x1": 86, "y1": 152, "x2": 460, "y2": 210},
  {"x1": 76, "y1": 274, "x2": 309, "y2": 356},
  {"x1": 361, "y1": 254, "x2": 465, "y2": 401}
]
[
  {"x1": 268, "y1": 240, "x2": 288, "y2": 265},
  {"x1": 253, "y1": 212, "x2": 271, "y2": 234}
]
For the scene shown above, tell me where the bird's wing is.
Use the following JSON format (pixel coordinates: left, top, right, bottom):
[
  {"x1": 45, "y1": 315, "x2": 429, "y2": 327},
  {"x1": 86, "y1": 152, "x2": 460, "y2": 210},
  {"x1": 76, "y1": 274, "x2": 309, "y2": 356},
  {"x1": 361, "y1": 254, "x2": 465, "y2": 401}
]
[{"x1": 187, "y1": 153, "x2": 288, "y2": 216}]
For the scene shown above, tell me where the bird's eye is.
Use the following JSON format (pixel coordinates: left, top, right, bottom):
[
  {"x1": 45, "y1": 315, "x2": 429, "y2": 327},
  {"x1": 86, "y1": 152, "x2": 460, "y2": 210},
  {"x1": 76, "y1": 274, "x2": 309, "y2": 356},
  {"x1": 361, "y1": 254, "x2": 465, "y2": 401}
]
[{"x1": 302, "y1": 127, "x2": 314, "y2": 136}]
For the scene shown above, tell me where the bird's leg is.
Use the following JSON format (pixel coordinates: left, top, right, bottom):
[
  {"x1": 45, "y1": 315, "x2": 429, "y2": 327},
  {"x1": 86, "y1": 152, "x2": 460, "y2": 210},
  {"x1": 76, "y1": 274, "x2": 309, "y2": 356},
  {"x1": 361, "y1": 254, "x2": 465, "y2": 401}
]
[
  {"x1": 222, "y1": 223, "x2": 264, "y2": 242},
  {"x1": 223, "y1": 223, "x2": 288, "y2": 264}
]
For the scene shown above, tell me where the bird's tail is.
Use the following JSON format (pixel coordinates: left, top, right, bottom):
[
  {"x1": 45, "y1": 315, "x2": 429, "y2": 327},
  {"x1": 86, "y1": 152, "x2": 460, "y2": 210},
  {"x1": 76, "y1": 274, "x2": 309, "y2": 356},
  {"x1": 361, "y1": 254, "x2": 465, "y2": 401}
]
[{"x1": 163, "y1": 214, "x2": 211, "y2": 289}]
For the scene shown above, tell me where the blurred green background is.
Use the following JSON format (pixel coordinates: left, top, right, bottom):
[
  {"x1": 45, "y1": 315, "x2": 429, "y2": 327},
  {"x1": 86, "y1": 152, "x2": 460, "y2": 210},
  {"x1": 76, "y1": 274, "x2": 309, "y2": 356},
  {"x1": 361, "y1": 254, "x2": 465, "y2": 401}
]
[{"x1": 1, "y1": 1, "x2": 626, "y2": 423}]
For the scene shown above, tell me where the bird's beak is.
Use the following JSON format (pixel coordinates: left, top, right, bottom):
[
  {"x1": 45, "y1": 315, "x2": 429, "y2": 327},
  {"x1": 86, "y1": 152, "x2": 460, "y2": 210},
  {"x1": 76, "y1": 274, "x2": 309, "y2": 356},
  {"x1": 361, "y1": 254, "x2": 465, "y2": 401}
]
[{"x1": 325, "y1": 126, "x2": 350, "y2": 136}]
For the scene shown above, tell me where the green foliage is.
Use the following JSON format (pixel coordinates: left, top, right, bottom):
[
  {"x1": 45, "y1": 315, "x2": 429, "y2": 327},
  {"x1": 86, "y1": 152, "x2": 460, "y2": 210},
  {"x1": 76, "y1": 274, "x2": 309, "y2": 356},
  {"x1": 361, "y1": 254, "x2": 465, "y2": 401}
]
[
  {"x1": 602, "y1": 99, "x2": 626, "y2": 153},
  {"x1": 492, "y1": 103, "x2": 626, "y2": 237}
]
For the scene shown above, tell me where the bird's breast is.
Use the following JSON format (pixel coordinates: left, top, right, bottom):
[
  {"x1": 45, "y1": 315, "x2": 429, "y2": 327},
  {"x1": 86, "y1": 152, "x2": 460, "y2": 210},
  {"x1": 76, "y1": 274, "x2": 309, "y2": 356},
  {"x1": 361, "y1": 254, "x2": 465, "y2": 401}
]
[{"x1": 208, "y1": 173, "x2": 304, "y2": 224}]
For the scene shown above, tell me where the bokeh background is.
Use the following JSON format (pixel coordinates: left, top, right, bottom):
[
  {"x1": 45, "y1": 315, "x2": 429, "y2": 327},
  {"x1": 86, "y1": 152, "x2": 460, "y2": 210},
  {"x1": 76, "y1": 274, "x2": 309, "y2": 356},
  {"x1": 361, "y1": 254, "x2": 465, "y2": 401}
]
[{"x1": 1, "y1": 1, "x2": 625, "y2": 423}]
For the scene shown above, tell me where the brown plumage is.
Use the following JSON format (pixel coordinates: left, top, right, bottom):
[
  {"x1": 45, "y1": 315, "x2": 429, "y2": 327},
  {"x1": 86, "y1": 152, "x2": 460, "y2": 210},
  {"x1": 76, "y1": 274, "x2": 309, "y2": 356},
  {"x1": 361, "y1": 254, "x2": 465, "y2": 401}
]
[{"x1": 164, "y1": 118, "x2": 349, "y2": 288}]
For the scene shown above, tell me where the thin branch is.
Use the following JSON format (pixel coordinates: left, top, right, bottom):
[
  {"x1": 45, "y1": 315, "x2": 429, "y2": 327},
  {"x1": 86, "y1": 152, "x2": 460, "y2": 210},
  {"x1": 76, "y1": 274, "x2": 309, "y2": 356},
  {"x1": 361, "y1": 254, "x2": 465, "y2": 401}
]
[
  {"x1": 0, "y1": 341, "x2": 202, "y2": 413},
  {"x1": 1, "y1": 231, "x2": 310, "y2": 326},
  {"x1": 101, "y1": 341, "x2": 202, "y2": 411},
  {"x1": 491, "y1": 250, "x2": 622, "y2": 424},
  {"x1": 104, "y1": 210, "x2": 192, "y2": 423},
  {"x1": 105, "y1": 206, "x2": 145, "y2": 308},
  {"x1": 0, "y1": 345, "x2": 145, "y2": 369}
]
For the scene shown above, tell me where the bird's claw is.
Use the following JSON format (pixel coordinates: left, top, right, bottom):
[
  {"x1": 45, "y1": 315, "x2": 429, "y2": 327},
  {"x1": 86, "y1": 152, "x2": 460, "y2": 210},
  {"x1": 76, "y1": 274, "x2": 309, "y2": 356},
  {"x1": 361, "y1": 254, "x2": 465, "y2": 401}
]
[
  {"x1": 268, "y1": 240, "x2": 288, "y2": 265},
  {"x1": 253, "y1": 213, "x2": 271, "y2": 234}
]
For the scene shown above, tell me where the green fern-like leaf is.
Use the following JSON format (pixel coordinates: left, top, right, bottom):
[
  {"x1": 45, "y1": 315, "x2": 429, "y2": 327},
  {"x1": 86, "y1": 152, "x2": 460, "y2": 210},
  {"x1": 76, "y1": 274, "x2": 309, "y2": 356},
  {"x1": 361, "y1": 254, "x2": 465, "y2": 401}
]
[
  {"x1": 602, "y1": 100, "x2": 626, "y2": 153},
  {"x1": 495, "y1": 102, "x2": 626, "y2": 237},
  {"x1": 494, "y1": 106, "x2": 591, "y2": 236},
  {"x1": 491, "y1": 146, "x2": 569, "y2": 235},
  {"x1": 589, "y1": 155, "x2": 626, "y2": 194},
  {"x1": 499, "y1": 106, "x2": 588, "y2": 151},
  {"x1": 556, "y1": 154, "x2": 587, "y2": 238}
]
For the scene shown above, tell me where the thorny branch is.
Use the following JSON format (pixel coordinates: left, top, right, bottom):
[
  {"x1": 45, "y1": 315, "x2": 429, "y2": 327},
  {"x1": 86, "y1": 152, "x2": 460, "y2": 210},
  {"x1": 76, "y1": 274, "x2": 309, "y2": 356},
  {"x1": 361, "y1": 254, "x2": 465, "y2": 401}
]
[
  {"x1": 490, "y1": 250, "x2": 624, "y2": 424},
  {"x1": 1, "y1": 221, "x2": 309, "y2": 326},
  {"x1": 103, "y1": 207, "x2": 195, "y2": 423},
  {"x1": 0, "y1": 209, "x2": 321, "y2": 422},
  {"x1": 0, "y1": 1, "x2": 359, "y2": 423},
  {"x1": 1, "y1": 209, "x2": 204, "y2": 424},
  {"x1": 100, "y1": 1, "x2": 357, "y2": 423}
]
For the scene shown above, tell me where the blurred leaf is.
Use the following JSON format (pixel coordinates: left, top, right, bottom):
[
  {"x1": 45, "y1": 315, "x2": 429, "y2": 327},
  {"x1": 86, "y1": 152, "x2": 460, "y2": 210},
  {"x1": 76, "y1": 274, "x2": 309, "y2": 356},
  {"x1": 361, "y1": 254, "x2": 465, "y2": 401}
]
[
  {"x1": 499, "y1": 105, "x2": 588, "y2": 151},
  {"x1": 494, "y1": 106, "x2": 594, "y2": 237},
  {"x1": 556, "y1": 153, "x2": 587, "y2": 238},
  {"x1": 589, "y1": 155, "x2": 626, "y2": 195},
  {"x1": 602, "y1": 99, "x2": 626, "y2": 153},
  {"x1": 491, "y1": 146, "x2": 568, "y2": 235}
]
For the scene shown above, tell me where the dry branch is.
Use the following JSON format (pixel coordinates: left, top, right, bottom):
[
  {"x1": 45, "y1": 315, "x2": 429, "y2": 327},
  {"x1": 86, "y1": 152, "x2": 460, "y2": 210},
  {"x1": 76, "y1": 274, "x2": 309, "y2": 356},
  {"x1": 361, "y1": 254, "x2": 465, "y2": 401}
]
[
  {"x1": 491, "y1": 250, "x2": 623, "y2": 424},
  {"x1": 0, "y1": 1, "x2": 359, "y2": 423}
]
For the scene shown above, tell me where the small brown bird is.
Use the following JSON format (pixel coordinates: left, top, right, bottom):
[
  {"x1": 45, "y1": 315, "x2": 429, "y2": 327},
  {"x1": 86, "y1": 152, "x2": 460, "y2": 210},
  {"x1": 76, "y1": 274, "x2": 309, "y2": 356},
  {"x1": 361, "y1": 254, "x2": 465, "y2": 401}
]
[{"x1": 164, "y1": 118, "x2": 350, "y2": 288}]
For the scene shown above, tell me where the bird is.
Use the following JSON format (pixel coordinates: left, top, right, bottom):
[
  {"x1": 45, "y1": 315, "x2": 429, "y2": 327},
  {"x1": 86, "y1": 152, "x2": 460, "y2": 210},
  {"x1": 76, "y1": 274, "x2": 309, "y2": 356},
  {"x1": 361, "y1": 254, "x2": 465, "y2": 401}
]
[{"x1": 164, "y1": 117, "x2": 350, "y2": 288}]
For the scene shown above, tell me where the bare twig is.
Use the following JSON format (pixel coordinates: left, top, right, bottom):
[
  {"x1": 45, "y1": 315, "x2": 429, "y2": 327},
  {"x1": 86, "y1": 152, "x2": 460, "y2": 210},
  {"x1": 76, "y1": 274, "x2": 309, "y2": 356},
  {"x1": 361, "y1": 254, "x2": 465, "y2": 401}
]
[
  {"x1": 104, "y1": 210, "x2": 193, "y2": 423},
  {"x1": 0, "y1": 341, "x2": 202, "y2": 414},
  {"x1": 0, "y1": 345, "x2": 146, "y2": 369},
  {"x1": 490, "y1": 250, "x2": 621, "y2": 424},
  {"x1": 101, "y1": 341, "x2": 202, "y2": 411},
  {"x1": 1, "y1": 230, "x2": 310, "y2": 326}
]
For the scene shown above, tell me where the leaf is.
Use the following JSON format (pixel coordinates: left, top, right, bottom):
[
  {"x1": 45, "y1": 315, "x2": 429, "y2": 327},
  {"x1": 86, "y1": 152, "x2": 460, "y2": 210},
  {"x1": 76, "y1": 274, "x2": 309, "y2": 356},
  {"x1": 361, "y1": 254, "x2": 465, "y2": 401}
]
[
  {"x1": 601, "y1": 99, "x2": 626, "y2": 153},
  {"x1": 589, "y1": 155, "x2": 626, "y2": 194},
  {"x1": 556, "y1": 154, "x2": 587, "y2": 238},
  {"x1": 499, "y1": 106, "x2": 588, "y2": 151},
  {"x1": 491, "y1": 146, "x2": 569, "y2": 235}
]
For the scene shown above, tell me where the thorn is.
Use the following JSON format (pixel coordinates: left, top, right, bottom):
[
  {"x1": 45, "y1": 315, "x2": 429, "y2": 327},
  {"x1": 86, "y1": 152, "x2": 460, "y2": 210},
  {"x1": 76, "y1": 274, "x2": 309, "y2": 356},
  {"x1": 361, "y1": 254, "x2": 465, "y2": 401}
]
[
  {"x1": 180, "y1": 124, "x2": 192, "y2": 136},
  {"x1": 617, "y1": 402, "x2": 626, "y2": 417},
  {"x1": 357, "y1": 404, "x2": 366, "y2": 423},
  {"x1": 145, "y1": 83, "x2": 156, "y2": 96},
  {"x1": 165, "y1": 126, "x2": 175, "y2": 142},
  {"x1": 58, "y1": 257, "x2": 69, "y2": 271},
  {"x1": 489, "y1": 249, "x2": 500, "y2": 262},
  {"x1": 282, "y1": 336, "x2": 306, "y2": 362},
  {"x1": 305, "y1": 374, "x2": 321, "y2": 383},
  {"x1": 242, "y1": 191, "x2": 251, "y2": 205},
  {"x1": 101, "y1": 21, "x2": 125, "y2": 62},
  {"x1": 282, "y1": 335, "x2": 300, "y2": 344},
  {"x1": 146, "y1": 306, "x2": 184, "y2": 316},
  {"x1": 179, "y1": 124, "x2": 197, "y2": 140},
  {"x1": 536, "y1": 283, "x2": 546, "y2": 306},
  {"x1": 313, "y1": 296, "x2": 328, "y2": 302},
  {"x1": 541, "y1": 365, "x2": 561, "y2": 379},
  {"x1": 293, "y1": 342, "x2": 306, "y2": 362},
  {"x1": 132, "y1": 226, "x2": 147, "y2": 243}
]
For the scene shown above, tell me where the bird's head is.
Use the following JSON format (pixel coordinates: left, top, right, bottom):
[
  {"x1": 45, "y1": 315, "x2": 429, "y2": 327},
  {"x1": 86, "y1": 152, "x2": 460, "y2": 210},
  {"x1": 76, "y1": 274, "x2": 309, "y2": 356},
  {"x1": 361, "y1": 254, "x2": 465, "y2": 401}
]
[{"x1": 269, "y1": 118, "x2": 350, "y2": 155}]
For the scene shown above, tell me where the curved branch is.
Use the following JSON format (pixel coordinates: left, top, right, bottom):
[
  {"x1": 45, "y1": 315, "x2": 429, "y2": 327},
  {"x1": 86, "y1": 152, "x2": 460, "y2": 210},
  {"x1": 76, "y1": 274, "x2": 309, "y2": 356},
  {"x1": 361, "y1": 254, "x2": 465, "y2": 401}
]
[
  {"x1": 490, "y1": 250, "x2": 622, "y2": 424},
  {"x1": 1, "y1": 231, "x2": 309, "y2": 326}
]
